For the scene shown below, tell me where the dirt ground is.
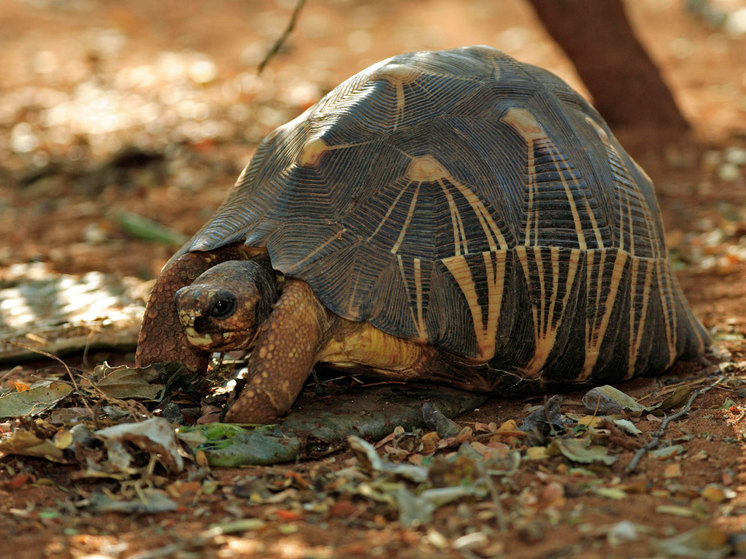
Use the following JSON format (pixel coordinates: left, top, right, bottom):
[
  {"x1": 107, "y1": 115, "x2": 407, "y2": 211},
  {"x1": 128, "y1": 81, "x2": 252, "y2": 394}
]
[{"x1": 2, "y1": 0, "x2": 746, "y2": 557}]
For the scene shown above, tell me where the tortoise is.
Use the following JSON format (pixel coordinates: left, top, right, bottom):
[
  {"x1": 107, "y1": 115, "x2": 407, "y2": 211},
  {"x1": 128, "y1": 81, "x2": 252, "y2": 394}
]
[{"x1": 136, "y1": 45, "x2": 709, "y2": 424}]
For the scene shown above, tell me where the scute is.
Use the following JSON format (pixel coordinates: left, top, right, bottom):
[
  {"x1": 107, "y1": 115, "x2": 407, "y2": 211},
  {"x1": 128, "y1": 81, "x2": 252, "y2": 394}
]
[{"x1": 184, "y1": 45, "x2": 708, "y2": 381}]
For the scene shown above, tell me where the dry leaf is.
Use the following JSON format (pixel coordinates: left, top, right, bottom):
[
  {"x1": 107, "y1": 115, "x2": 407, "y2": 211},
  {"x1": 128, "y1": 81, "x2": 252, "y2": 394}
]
[
  {"x1": 651, "y1": 445, "x2": 685, "y2": 460},
  {"x1": 497, "y1": 419, "x2": 518, "y2": 432},
  {"x1": 525, "y1": 446, "x2": 549, "y2": 460},
  {"x1": 96, "y1": 417, "x2": 184, "y2": 473},
  {"x1": 0, "y1": 429, "x2": 66, "y2": 462},
  {"x1": 0, "y1": 381, "x2": 73, "y2": 418},
  {"x1": 577, "y1": 415, "x2": 605, "y2": 428},
  {"x1": 701, "y1": 485, "x2": 733, "y2": 503},
  {"x1": 582, "y1": 385, "x2": 651, "y2": 416},
  {"x1": 420, "y1": 431, "x2": 440, "y2": 454},
  {"x1": 549, "y1": 437, "x2": 617, "y2": 465}
]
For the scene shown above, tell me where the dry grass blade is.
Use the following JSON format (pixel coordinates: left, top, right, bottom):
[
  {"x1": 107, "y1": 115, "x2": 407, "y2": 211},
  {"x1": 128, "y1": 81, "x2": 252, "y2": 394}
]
[{"x1": 477, "y1": 461, "x2": 507, "y2": 533}]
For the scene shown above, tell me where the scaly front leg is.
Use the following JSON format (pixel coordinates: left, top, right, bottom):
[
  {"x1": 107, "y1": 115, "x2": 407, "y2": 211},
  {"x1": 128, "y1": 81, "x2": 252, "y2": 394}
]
[{"x1": 224, "y1": 280, "x2": 337, "y2": 423}]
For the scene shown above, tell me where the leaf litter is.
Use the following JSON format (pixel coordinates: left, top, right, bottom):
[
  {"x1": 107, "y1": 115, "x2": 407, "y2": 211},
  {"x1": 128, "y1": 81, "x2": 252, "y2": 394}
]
[{"x1": 0, "y1": 352, "x2": 743, "y2": 556}]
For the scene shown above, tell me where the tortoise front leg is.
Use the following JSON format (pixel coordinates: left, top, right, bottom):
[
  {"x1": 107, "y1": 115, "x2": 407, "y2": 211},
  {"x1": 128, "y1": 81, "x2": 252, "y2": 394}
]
[
  {"x1": 224, "y1": 280, "x2": 336, "y2": 423},
  {"x1": 136, "y1": 244, "x2": 253, "y2": 371}
]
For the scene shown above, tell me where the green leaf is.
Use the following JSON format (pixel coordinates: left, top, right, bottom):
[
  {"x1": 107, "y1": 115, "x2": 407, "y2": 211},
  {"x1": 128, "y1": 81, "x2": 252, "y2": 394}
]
[{"x1": 117, "y1": 211, "x2": 188, "y2": 246}]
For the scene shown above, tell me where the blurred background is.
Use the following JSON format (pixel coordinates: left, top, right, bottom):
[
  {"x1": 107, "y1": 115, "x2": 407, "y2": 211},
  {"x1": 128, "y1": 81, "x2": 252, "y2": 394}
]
[{"x1": 0, "y1": 0, "x2": 745, "y2": 282}]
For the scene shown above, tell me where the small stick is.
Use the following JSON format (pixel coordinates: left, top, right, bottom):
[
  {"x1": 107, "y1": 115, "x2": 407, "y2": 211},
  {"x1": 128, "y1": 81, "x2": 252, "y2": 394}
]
[
  {"x1": 625, "y1": 376, "x2": 722, "y2": 474},
  {"x1": 257, "y1": 0, "x2": 307, "y2": 75},
  {"x1": 478, "y1": 461, "x2": 508, "y2": 533}
]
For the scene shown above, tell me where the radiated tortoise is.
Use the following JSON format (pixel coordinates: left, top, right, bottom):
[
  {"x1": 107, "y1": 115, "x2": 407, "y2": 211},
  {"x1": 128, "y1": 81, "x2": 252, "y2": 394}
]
[{"x1": 136, "y1": 45, "x2": 709, "y2": 423}]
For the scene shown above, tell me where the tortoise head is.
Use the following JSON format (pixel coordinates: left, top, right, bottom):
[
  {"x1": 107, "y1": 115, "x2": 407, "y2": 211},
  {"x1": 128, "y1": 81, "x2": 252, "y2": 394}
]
[{"x1": 175, "y1": 259, "x2": 278, "y2": 352}]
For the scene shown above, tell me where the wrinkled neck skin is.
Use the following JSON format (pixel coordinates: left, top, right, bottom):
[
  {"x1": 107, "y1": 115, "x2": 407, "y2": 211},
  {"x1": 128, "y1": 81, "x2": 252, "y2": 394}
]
[
  {"x1": 135, "y1": 243, "x2": 261, "y2": 372},
  {"x1": 175, "y1": 258, "x2": 279, "y2": 353}
]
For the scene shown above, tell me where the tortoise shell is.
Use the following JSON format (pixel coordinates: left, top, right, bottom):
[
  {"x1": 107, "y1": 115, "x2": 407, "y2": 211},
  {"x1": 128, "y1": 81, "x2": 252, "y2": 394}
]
[{"x1": 183, "y1": 45, "x2": 708, "y2": 383}]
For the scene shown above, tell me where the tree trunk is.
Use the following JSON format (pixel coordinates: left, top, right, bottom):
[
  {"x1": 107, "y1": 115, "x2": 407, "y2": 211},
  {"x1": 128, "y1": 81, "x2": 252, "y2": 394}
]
[{"x1": 527, "y1": 0, "x2": 690, "y2": 134}]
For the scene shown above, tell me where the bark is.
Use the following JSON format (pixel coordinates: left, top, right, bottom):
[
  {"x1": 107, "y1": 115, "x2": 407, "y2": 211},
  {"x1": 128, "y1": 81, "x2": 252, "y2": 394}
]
[{"x1": 528, "y1": 0, "x2": 690, "y2": 133}]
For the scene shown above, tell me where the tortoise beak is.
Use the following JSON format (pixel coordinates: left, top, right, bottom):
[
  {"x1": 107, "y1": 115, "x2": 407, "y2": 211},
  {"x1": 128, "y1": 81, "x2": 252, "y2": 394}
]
[
  {"x1": 175, "y1": 286, "x2": 210, "y2": 347},
  {"x1": 175, "y1": 286, "x2": 238, "y2": 349}
]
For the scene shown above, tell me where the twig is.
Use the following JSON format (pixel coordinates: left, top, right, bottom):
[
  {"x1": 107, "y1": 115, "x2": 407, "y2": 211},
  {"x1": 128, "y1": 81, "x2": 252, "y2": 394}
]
[
  {"x1": 8, "y1": 341, "x2": 152, "y2": 426},
  {"x1": 636, "y1": 376, "x2": 715, "y2": 402},
  {"x1": 477, "y1": 461, "x2": 507, "y2": 533},
  {"x1": 257, "y1": 0, "x2": 306, "y2": 75},
  {"x1": 625, "y1": 376, "x2": 722, "y2": 474}
]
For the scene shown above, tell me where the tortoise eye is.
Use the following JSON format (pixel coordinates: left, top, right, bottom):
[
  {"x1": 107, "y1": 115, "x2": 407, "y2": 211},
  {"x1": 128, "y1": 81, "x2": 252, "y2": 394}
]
[{"x1": 209, "y1": 292, "x2": 237, "y2": 319}]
